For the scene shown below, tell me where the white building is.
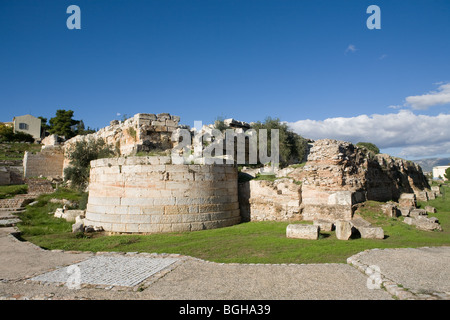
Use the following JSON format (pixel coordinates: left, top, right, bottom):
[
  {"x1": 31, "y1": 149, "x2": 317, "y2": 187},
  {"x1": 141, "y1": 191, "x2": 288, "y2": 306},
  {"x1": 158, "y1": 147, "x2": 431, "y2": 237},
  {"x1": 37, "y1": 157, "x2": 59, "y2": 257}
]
[
  {"x1": 432, "y1": 165, "x2": 450, "y2": 181},
  {"x1": 13, "y1": 114, "x2": 42, "y2": 140}
]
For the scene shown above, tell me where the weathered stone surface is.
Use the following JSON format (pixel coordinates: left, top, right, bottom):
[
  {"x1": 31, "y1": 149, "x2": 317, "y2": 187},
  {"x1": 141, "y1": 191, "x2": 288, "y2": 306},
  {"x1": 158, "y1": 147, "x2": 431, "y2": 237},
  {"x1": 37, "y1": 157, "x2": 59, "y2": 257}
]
[
  {"x1": 399, "y1": 206, "x2": 413, "y2": 217},
  {"x1": 84, "y1": 159, "x2": 241, "y2": 233},
  {"x1": 358, "y1": 226, "x2": 384, "y2": 239},
  {"x1": 313, "y1": 220, "x2": 334, "y2": 232},
  {"x1": 286, "y1": 224, "x2": 319, "y2": 240},
  {"x1": 425, "y1": 206, "x2": 437, "y2": 213},
  {"x1": 398, "y1": 193, "x2": 417, "y2": 208},
  {"x1": 349, "y1": 217, "x2": 384, "y2": 239},
  {"x1": 409, "y1": 209, "x2": 427, "y2": 218},
  {"x1": 72, "y1": 222, "x2": 84, "y2": 233},
  {"x1": 300, "y1": 139, "x2": 429, "y2": 222},
  {"x1": 247, "y1": 178, "x2": 302, "y2": 221},
  {"x1": 335, "y1": 220, "x2": 353, "y2": 240},
  {"x1": 403, "y1": 215, "x2": 442, "y2": 232},
  {"x1": 381, "y1": 202, "x2": 400, "y2": 218}
]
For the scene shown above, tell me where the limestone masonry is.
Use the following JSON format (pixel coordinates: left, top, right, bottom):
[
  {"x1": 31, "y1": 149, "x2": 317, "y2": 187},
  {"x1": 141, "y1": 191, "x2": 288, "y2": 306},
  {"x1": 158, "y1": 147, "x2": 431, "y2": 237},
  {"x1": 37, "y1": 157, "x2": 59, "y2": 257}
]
[
  {"x1": 20, "y1": 113, "x2": 439, "y2": 234},
  {"x1": 83, "y1": 156, "x2": 241, "y2": 233}
]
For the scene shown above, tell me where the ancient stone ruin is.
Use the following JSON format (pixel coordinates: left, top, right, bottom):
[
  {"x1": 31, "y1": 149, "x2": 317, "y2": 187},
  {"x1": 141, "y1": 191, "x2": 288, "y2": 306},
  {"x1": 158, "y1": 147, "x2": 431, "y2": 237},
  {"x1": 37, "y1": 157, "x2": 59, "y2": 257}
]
[
  {"x1": 21, "y1": 113, "x2": 442, "y2": 236},
  {"x1": 83, "y1": 156, "x2": 240, "y2": 233}
]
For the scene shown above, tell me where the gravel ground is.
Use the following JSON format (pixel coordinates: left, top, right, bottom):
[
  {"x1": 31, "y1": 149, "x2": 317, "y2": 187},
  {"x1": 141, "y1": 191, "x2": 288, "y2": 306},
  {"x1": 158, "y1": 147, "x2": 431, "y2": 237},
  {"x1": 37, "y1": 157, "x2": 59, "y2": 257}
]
[{"x1": 1, "y1": 226, "x2": 448, "y2": 300}]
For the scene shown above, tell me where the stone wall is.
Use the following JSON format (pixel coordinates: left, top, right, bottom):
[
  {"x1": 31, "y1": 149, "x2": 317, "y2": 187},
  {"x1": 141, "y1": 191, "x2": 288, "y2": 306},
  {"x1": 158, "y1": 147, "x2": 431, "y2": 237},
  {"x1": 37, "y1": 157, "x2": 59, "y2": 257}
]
[
  {"x1": 300, "y1": 139, "x2": 431, "y2": 222},
  {"x1": 84, "y1": 156, "x2": 241, "y2": 233},
  {"x1": 23, "y1": 146, "x2": 64, "y2": 179},
  {"x1": 245, "y1": 178, "x2": 302, "y2": 221},
  {"x1": 65, "y1": 113, "x2": 180, "y2": 158},
  {"x1": 0, "y1": 160, "x2": 24, "y2": 186}
]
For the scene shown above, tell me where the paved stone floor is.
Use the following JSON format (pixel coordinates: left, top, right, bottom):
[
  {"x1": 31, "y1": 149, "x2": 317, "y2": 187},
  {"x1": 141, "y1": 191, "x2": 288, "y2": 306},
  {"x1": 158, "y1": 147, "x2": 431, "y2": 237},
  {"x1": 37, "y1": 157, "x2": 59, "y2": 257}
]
[
  {"x1": 31, "y1": 255, "x2": 180, "y2": 288},
  {"x1": 1, "y1": 224, "x2": 449, "y2": 300}
]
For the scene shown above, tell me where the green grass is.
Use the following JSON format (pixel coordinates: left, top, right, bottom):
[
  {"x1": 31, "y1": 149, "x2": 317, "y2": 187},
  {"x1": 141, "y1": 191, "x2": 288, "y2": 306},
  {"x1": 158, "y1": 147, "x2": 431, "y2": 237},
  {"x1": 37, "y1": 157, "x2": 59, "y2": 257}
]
[
  {"x1": 16, "y1": 186, "x2": 450, "y2": 264},
  {"x1": 0, "y1": 142, "x2": 42, "y2": 161},
  {"x1": 0, "y1": 184, "x2": 28, "y2": 199}
]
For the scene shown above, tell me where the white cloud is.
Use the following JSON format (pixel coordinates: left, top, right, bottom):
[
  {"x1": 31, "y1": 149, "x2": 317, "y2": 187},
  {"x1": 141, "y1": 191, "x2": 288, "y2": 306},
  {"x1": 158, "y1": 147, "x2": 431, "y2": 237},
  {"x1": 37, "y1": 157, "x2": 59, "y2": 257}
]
[
  {"x1": 404, "y1": 83, "x2": 450, "y2": 110},
  {"x1": 379, "y1": 54, "x2": 388, "y2": 60},
  {"x1": 345, "y1": 44, "x2": 357, "y2": 54},
  {"x1": 287, "y1": 110, "x2": 450, "y2": 159}
]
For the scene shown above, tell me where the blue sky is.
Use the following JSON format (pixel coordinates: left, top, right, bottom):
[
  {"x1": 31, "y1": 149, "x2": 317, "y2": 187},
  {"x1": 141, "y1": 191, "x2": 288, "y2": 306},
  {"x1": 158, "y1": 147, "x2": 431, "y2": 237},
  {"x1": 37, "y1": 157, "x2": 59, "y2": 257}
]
[{"x1": 1, "y1": 0, "x2": 449, "y2": 159}]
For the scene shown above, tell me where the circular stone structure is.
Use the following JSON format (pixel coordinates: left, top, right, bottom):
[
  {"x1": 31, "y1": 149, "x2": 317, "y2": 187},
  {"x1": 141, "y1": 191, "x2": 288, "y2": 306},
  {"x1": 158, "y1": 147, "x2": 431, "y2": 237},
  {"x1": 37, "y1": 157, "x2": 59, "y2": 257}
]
[{"x1": 84, "y1": 156, "x2": 241, "y2": 233}]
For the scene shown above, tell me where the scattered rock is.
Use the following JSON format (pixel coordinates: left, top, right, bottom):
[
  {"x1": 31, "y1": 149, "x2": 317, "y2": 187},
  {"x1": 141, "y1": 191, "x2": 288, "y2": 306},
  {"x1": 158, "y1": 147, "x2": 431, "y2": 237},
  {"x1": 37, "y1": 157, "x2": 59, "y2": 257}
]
[
  {"x1": 72, "y1": 222, "x2": 84, "y2": 233},
  {"x1": 425, "y1": 206, "x2": 437, "y2": 213},
  {"x1": 84, "y1": 225, "x2": 95, "y2": 233},
  {"x1": 350, "y1": 217, "x2": 384, "y2": 239},
  {"x1": 398, "y1": 193, "x2": 417, "y2": 208},
  {"x1": 313, "y1": 220, "x2": 334, "y2": 232},
  {"x1": 399, "y1": 207, "x2": 413, "y2": 217},
  {"x1": 409, "y1": 209, "x2": 427, "y2": 218},
  {"x1": 335, "y1": 220, "x2": 353, "y2": 240},
  {"x1": 381, "y1": 203, "x2": 400, "y2": 218},
  {"x1": 286, "y1": 224, "x2": 319, "y2": 240}
]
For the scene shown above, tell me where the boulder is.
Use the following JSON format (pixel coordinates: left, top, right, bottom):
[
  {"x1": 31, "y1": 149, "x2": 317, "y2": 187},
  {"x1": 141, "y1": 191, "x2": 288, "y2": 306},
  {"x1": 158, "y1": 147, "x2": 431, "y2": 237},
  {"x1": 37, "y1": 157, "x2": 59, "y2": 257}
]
[
  {"x1": 72, "y1": 222, "x2": 84, "y2": 233},
  {"x1": 398, "y1": 193, "x2": 416, "y2": 208},
  {"x1": 335, "y1": 220, "x2": 353, "y2": 240},
  {"x1": 286, "y1": 224, "x2": 319, "y2": 240}
]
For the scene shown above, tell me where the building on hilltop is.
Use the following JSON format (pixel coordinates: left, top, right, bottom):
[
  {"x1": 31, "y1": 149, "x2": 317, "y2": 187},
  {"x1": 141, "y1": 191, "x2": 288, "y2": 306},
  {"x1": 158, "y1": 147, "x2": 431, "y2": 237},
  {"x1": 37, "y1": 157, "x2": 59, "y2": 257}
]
[
  {"x1": 433, "y1": 165, "x2": 450, "y2": 181},
  {"x1": 13, "y1": 114, "x2": 42, "y2": 141}
]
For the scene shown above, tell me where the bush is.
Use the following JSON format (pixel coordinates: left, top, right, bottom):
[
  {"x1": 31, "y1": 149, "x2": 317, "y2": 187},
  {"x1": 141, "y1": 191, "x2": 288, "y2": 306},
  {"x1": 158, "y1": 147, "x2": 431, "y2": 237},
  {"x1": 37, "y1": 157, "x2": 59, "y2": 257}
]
[
  {"x1": 356, "y1": 142, "x2": 380, "y2": 154},
  {"x1": 64, "y1": 138, "x2": 114, "y2": 190},
  {"x1": 0, "y1": 124, "x2": 34, "y2": 143},
  {"x1": 251, "y1": 117, "x2": 308, "y2": 167}
]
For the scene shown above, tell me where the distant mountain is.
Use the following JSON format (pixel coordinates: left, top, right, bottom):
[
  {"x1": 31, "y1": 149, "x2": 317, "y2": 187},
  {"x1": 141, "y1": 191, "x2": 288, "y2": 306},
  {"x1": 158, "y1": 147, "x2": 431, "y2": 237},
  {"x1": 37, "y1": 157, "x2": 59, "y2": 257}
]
[{"x1": 411, "y1": 157, "x2": 450, "y2": 172}]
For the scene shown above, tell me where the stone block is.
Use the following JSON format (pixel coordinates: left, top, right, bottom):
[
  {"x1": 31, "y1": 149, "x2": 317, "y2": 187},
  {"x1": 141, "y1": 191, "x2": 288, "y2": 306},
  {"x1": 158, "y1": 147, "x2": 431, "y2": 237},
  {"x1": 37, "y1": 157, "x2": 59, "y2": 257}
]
[
  {"x1": 358, "y1": 226, "x2": 384, "y2": 239},
  {"x1": 398, "y1": 193, "x2": 416, "y2": 208},
  {"x1": 399, "y1": 206, "x2": 413, "y2": 217},
  {"x1": 335, "y1": 220, "x2": 353, "y2": 240},
  {"x1": 72, "y1": 222, "x2": 84, "y2": 233},
  {"x1": 313, "y1": 220, "x2": 334, "y2": 232},
  {"x1": 409, "y1": 209, "x2": 427, "y2": 218},
  {"x1": 424, "y1": 206, "x2": 437, "y2": 213},
  {"x1": 381, "y1": 203, "x2": 400, "y2": 217},
  {"x1": 286, "y1": 224, "x2": 319, "y2": 240}
]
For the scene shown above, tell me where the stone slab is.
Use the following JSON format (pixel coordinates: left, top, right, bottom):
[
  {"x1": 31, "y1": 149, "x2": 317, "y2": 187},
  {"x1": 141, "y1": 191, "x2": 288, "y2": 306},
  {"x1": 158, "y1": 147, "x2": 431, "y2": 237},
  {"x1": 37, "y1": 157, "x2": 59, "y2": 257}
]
[{"x1": 286, "y1": 224, "x2": 319, "y2": 240}]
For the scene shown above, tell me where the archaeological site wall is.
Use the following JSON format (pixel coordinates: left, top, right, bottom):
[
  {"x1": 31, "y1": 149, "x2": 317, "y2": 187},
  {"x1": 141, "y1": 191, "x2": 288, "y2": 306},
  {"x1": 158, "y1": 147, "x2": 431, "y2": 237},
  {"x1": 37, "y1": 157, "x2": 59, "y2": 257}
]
[
  {"x1": 84, "y1": 156, "x2": 241, "y2": 233},
  {"x1": 23, "y1": 146, "x2": 65, "y2": 179},
  {"x1": 300, "y1": 139, "x2": 431, "y2": 222}
]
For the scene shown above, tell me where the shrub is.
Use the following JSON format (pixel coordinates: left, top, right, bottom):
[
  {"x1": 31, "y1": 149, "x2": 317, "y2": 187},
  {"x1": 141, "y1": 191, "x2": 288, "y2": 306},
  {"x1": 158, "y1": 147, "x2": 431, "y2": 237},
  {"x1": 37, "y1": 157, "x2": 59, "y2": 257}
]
[
  {"x1": 356, "y1": 142, "x2": 380, "y2": 154},
  {"x1": 251, "y1": 117, "x2": 308, "y2": 167},
  {"x1": 64, "y1": 138, "x2": 114, "y2": 190}
]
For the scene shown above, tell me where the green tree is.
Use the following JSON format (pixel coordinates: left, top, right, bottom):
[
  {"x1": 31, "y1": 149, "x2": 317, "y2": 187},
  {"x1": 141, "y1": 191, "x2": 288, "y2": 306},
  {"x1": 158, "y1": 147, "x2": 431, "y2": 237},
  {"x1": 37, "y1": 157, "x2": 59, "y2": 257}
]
[
  {"x1": 251, "y1": 117, "x2": 308, "y2": 167},
  {"x1": 356, "y1": 142, "x2": 380, "y2": 154},
  {"x1": 49, "y1": 109, "x2": 79, "y2": 139},
  {"x1": 445, "y1": 167, "x2": 450, "y2": 181},
  {"x1": 38, "y1": 116, "x2": 50, "y2": 137},
  {"x1": 64, "y1": 138, "x2": 114, "y2": 190}
]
